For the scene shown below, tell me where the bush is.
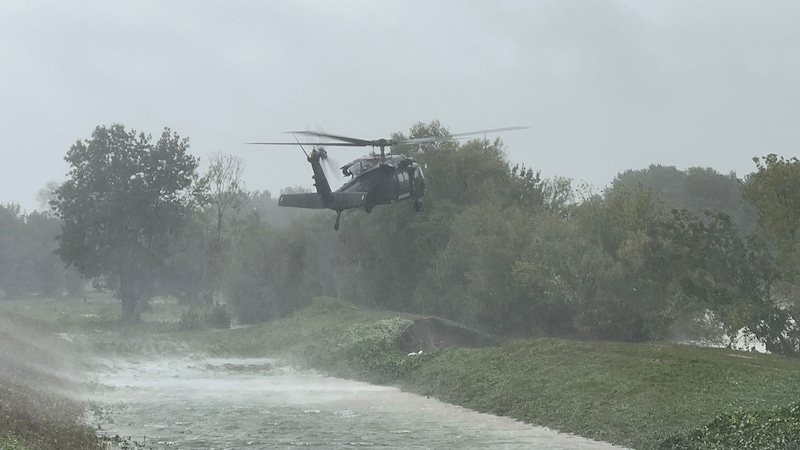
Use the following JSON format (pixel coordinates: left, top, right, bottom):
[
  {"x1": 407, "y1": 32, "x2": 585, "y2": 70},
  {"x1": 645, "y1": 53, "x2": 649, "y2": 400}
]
[
  {"x1": 179, "y1": 308, "x2": 202, "y2": 330},
  {"x1": 0, "y1": 381, "x2": 100, "y2": 450},
  {"x1": 206, "y1": 302, "x2": 232, "y2": 329},
  {"x1": 306, "y1": 317, "x2": 421, "y2": 384},
  {"x1": 660, "y1": 401, "x2": 800, "y2": 449}
]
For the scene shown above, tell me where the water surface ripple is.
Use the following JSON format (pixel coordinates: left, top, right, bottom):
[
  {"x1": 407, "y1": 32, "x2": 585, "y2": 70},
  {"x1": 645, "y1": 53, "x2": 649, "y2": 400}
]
[{"x1": 85, "y1": 357, "x2": 628, "y2": 449}]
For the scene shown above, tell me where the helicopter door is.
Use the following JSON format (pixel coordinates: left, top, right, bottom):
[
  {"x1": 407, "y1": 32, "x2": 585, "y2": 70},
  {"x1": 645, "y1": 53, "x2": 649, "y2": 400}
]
[{"x1": 395, "y1": 171, "x2": 411, "y2": 199}]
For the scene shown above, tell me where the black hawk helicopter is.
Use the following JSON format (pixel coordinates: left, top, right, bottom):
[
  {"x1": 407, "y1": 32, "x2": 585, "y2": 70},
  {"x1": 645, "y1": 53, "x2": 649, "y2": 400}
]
[{"x1": 249, "y1": 126, "x2": 526, "y2": 230}]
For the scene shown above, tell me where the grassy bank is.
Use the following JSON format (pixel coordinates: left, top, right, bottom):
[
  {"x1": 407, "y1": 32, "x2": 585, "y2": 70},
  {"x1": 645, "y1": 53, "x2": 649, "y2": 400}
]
[
  {"x1": 399, "y1": 340, "x2": 800, "y2": 449},
  {"x1": 0, "y1": 304, "x2": 101, "y2": 450},
  {"x1": 2, "y1": 296, "x2": 800, "y2": 449},
  {"x1": 175, "y1": 298, "x2": 800, "y2": 449},
  {"x1": 186, "y1": 298, "x2": 800, "y2": 449}
]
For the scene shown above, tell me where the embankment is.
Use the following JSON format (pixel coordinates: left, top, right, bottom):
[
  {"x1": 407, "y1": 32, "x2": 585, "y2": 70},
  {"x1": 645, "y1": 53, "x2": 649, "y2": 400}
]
[
  {"x1": 2, "y1": 296, "x2": 799, "y2": 449},
  {"x1": 0, "y1": 309, "x2": 100, "y2": 450},
  {"x1": 186, "y1": 297, "x2": 800, "y2": 449}
]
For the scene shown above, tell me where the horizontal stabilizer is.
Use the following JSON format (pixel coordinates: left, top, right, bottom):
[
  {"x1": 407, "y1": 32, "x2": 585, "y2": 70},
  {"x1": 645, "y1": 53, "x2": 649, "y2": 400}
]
[
  {"x1": 279, "y1": 193, "x2": 326, "y2": 209},
  {"x1": 279, "y1": 192, "x2": 367, "y2": 210}
]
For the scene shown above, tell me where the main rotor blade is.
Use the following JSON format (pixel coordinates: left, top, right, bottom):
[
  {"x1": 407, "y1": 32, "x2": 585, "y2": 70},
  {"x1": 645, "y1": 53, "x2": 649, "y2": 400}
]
[
  {"x1": 250, "y1": 126, "x2": 528, "y2": 148},
  {"x1": 245, "y1": 141, "x2": 363, "y2": 147},
  {"x1": 287, "y1": 131, "x2": 375, "y2": 147},
  {"x1": 397, "y1": 126, "x2": 528, "y2": 145},
  {"x1": 450, "y1": 126, "x2": 529, "y2": 139},
  {"x1": 398, "y1": 135, "x2": 455, "y2": 145}
]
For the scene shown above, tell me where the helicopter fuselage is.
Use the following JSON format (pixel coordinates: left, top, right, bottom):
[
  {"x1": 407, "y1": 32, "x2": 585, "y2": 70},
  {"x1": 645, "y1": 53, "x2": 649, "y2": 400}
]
[
  {"x1": 337, "y1": 154, "x2": 425, "y2": 211},
  {"x1": 277, "y1": 149, "x2": 425, "y2": 229}
]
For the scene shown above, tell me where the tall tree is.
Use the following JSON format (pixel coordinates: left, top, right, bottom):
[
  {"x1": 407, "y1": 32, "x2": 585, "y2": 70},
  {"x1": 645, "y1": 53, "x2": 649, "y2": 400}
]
[
  {"x1": 742, "y1": 154, "x2": 800, "y2": 271},
  {"x1": 612, "y1": 164, "x2": 756, "y2": 233},
  {"x1": 0, "y1": 204, "x2": 82, "y2": 298},
  {"x1": 52, "y1": 124, "x2": 200, "y2": 321},
  {"x1": 198, "y1": 152, "x2": 246, "y2": 297}
]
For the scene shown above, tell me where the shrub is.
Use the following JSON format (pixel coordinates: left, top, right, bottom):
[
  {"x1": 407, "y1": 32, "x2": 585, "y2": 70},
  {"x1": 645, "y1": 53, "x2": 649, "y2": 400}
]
[
  {"x1": 206, "y1": 302, "x2": 232, "y2": 329},
  {"x1": 660, "y1": 401, "x2": 800, "y2": 449}
]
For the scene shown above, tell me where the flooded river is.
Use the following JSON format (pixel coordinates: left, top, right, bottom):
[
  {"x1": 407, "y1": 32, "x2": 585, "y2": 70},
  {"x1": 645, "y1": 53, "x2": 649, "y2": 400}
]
[{"x1": 84, "y1": 356, "x2": 627, "y2": 449}]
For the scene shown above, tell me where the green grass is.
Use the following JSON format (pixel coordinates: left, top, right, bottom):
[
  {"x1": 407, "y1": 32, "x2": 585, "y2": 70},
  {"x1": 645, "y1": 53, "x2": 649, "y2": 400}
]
[
  {"x1": 181, "y1": 296, "x2": 407, "y2": 358},
  {"x1": 0, "y1": 435, "x2": 28, "y2": 450},
  {"x1": 177, "y1": 297, "x2": 800, "y2": 449},
  {"x1": 2, "y1": 296, "x2": 800, "y2": 449},
  {"x1": 399, "y1": 339, "x2": 800, "y2": 449},
  {"x1": 0, "y1": 298, "x2": 104, "y2": 450},
  {"x1": 660, "y1": 401, "x2": 800, "y2": 449}
]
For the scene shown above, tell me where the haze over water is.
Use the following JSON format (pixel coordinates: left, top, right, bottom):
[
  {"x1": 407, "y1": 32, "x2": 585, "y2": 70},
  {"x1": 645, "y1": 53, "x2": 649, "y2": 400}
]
[{"x1": 86, "y1": 356, "x2": 628, "y2": 449}]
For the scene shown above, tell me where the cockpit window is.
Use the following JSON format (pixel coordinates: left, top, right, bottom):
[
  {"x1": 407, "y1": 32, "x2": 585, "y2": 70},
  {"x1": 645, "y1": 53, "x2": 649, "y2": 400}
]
[{"x1": 344, "y1": 162, "x2": 362, "y2": 177}]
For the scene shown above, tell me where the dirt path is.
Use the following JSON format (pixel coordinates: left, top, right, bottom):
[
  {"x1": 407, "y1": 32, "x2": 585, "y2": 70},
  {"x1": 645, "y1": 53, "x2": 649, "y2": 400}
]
[{"x1": 83, "y1": 355, "x2": 629, "y2": 449}]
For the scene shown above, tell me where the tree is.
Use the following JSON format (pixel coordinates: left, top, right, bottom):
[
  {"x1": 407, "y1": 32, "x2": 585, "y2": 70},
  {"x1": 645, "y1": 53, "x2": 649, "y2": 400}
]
[
  {"x1": 36, "y1": 181, "x2": 61, "y2": 215},
  {"x1": 514, "y1": 187, "x2": 676, "y2": 342},
  {"x1": 612, "y1": 164, "x2": 756, "y2": 234},
  {"x1": 52, "y1": 124, "x2": 200, "y2": 321},
  {"x1": 197, "y1": 152, "x2": 246, "y2": 298},
  {"x1": 659, "y1": 210, "x2": 798, "y2": 354},
  {"x1": 226, "y1": 217, "x2": 316, "y2": 323},
  {"x1": 742, "y1": 154, "x2": 800, "y2": 272},
  {"x1": 0, "y1": 204, "x2": 82, "y2": 298},
  {"x1": 0, "y1": 204, "x2": 26, "y2": 297}
]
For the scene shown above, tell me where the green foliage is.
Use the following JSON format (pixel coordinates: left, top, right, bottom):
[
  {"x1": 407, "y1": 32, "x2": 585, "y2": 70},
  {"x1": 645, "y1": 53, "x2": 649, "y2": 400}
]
[
  {"x1": 309, "y1": 317, "x2": 417, "y2": 384},
  {"x1": 7, "y1": 294, "x2": 800, "y2": 450},
  {"x1": 0, "y1": 435, "x2": 28, "y2": 450},
  {"x1": 206, "y1": 302, "x2": 232, "y2": 328},
  {"x1": 743, "y1": 154, "x2": 800, "y2": 278},
  {"x1": 612, "y1": 164, "x2": 756, "y2": 233},
  {"x1": 402, "y1": 339, "x2": 800, "y2": 450},
  {"x1": 657, "y1": 210, "x2": 800, "y2": 353},
  {"x1": 514, "y1": 187, "x2": 677, "y2": 341},
  {"x1": 0, "y1": 308, "x2": 102, "y2": 450},
  {"x1": 181, "y1": 297, "x2": 406, "y2": 358},
  {"x1": 177, "y1": 304, "x2": 231, "y2": 330},
  {"x1": 179, "y1": 307, "x2": 203, "y2": 330},
  {"x1": 139, "y1": 298, "x2": 800, "y2": 450},
  {"x1": 11, "y1": 119, "x2": 800, "y2": 359},
  {"x1": 0, "y1": 382, "x2": 101, "y2": 450},
  {"x1": 0, "y1": 204, "x2": 82, "y2": 298},
  {"x1": 194, "y1": 152, "x2": 247, "y2": 297},
  {"x1": 414, "y1": 202, "x2": 545, "y2": 335},
  {"x1": 52, "y1": 124, "x2": 201, "y2": 321},
  {"x1": 660, "y1": 401, "x2": 800, "y2": 450},
  {"x1": 225, "y1": 218, "x2": 316, "y2": 324}
]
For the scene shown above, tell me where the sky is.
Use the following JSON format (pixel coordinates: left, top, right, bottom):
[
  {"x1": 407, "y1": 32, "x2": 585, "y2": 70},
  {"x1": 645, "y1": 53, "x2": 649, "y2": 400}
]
[{"x1": 2, "y1": 0, "x2": 799, "y2": 212}]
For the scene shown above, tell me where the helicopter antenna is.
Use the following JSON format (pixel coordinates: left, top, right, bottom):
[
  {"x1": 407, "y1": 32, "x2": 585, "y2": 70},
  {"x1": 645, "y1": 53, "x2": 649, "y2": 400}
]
[{"x1": 292, "y1": 134, "x2": 309, "y2": 158}]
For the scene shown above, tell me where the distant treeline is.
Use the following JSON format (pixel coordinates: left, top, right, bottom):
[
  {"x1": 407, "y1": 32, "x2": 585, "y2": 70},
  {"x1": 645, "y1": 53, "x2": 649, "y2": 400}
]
[{"x1": 3, "y1": 121, "x2": 799, "y2": 355}]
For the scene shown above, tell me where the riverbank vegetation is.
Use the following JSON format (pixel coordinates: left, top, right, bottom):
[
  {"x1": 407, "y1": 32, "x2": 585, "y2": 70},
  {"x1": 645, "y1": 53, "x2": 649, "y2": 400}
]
[
  {"x1": 186, "y1": 297, "x2": 800, "y2": 449},
  {"x1": 3, "y1": 296, "x2": 799, "y2": 449},
  {"x1": 0, "y1": 309, "x2": 100, "y2": 450},
  {"x1": 4, "y1": 121, "x2": 800, "y2": 353},
  {"x1": 2, "y1": 120, "x2": 800, "y2": 448}
]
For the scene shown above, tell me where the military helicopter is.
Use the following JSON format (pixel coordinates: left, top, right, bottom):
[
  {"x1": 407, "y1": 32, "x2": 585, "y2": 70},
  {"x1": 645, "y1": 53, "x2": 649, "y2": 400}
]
[{"x1": 249, "y1": 126, "x2": 526, "y2": 230}]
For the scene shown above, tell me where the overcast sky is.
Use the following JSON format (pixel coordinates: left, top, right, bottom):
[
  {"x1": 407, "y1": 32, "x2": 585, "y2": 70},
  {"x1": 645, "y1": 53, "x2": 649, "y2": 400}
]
[{"x1": 2, "y1": 0, "x2": 798, "y2": 212}]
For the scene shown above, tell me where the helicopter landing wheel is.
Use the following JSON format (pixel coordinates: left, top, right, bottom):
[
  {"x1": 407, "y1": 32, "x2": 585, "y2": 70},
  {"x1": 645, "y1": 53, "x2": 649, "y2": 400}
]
[
  {"x1": 365, "y1": 206, "x2": 373, "y2": 213},
  {"x1": 413, "y1": 199, "x2": 422, "y2": 212}
]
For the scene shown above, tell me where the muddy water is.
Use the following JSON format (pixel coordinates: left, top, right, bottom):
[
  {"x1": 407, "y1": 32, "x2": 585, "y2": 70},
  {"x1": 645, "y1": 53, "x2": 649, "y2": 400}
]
[{"x1": 84, "y1": 356, "x2": 627, "y2": 449}]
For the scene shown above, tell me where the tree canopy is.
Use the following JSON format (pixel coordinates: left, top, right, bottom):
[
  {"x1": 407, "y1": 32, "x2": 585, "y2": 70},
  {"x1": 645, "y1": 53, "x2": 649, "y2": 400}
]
[
  {"x1": 8, "y1": 120, "x2": 800, "y2": 355},
  {"x1": 52, "y1": 124, "x2": 201, "y2": 321}
]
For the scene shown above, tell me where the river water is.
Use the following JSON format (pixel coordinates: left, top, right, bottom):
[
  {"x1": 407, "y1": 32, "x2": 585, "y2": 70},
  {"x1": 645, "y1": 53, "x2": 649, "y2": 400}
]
[{"x1": 84, "y1": 356, "x2": 628, "y2": 449}]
